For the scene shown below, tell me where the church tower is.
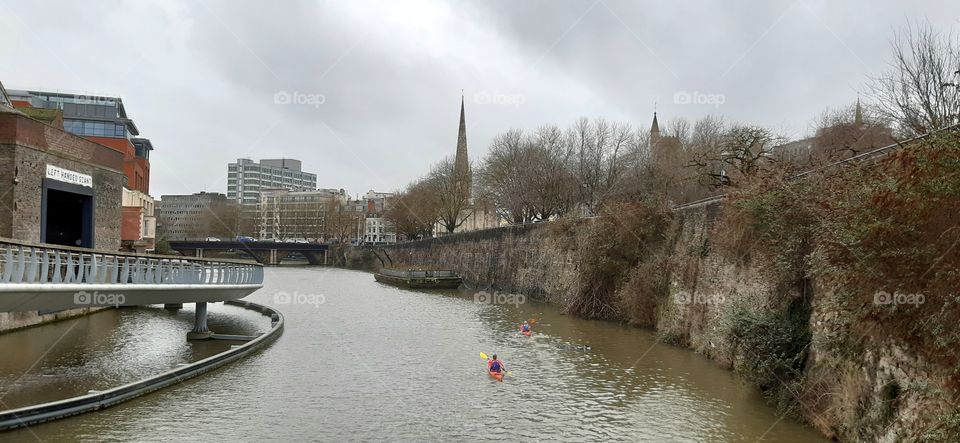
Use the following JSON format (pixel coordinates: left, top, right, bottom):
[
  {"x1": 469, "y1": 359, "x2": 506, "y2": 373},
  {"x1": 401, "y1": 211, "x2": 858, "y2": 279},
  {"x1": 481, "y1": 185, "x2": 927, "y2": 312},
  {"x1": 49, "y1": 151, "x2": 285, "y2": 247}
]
[{"x1": 454, "y1": 94, "x2": 471, "y2": 199}]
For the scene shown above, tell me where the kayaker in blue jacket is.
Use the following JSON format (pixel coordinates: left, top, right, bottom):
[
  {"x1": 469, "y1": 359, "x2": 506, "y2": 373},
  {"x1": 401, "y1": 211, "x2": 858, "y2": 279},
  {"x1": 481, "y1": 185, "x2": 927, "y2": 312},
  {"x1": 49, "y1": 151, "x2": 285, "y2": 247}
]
[
  {"x1": 520, "y1": 321, "x2": 531, "y2": 333},
  {"x1": 487, "y1": 354, "x2": 504, "y2": 373}
]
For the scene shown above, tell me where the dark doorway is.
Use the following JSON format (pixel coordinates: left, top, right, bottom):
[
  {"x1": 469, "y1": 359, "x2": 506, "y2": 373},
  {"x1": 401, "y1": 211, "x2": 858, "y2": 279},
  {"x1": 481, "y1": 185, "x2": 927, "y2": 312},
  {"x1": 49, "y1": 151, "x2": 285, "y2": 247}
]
[{"x1": 42, "y1": 179, "x2": 95, "y2": 248}]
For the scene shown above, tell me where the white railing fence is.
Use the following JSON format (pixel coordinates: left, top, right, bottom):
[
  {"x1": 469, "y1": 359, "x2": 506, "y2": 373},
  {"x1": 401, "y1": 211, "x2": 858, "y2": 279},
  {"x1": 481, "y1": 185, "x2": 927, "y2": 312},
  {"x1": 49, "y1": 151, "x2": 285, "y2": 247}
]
[{"x1": 0, "y1": 240, "x2": 264, "y2": 286}]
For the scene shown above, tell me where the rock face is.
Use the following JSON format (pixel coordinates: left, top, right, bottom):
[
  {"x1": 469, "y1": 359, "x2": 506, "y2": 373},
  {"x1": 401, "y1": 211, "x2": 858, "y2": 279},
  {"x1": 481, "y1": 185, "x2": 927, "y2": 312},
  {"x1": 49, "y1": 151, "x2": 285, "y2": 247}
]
[
  {"x1": 339, "y1": 203, "x2": 957, "y2": 441},
  {"x1": 343, "y1": 223, "x2": 576, "y2": 301}
]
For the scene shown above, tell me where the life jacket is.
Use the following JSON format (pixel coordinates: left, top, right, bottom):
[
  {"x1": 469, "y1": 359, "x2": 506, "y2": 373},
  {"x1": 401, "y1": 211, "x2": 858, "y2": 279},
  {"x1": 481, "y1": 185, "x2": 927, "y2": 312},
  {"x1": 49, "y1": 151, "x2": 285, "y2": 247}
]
[
  {"x1": 521, "y1": 324, "x2": 530, "y2": 332},
  {"x1": 488, "y1": 360, "x2": 502, "y2": 372}
]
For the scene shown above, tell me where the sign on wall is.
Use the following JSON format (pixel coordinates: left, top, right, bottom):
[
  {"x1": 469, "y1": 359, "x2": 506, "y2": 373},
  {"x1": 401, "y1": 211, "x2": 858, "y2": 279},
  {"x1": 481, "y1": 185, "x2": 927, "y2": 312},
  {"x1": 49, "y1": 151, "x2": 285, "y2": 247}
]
[{"x1": 46, "y1": 164, "x2": 93, "y2": 188}]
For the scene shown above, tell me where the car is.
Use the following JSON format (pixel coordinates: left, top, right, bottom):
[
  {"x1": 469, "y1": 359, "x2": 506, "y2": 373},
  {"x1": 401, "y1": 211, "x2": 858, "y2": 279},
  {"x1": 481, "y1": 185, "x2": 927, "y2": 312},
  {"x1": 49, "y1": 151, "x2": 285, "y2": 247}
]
[
  {"x1": 204, "y1": 237, "x2": 221, "y2": 242},
  {"x1": 235, "y1": 236, "x2": 256, "y2": 242}
]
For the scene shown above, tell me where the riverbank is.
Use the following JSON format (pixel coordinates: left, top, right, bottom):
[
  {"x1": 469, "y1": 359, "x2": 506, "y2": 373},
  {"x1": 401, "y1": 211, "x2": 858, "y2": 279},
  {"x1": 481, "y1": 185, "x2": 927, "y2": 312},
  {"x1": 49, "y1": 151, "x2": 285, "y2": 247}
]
[{"x1": 333, "y1": 140, "x2": 960, "y2": 443}]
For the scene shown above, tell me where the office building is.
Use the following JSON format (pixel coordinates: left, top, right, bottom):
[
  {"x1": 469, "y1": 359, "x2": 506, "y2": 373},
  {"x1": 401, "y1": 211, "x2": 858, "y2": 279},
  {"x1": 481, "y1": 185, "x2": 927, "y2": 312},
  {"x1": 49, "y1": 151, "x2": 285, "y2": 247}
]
[
  {"x1": 227, "y1": 158, "x2": 318, "y2": 206},
  {"x1": 156, "y1": 192, "x2": 235, "y2": 241},
  {"x1": 258, "y1": 188, "x2": 346, "y2": 241}
]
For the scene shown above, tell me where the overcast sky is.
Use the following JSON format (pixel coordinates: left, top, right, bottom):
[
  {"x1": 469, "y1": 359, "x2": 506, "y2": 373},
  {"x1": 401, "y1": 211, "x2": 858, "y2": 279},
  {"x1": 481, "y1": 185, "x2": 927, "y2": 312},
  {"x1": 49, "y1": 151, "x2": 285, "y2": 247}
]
[{"x1": 1, "y1": 0, "x2": 958, "y2": 198}]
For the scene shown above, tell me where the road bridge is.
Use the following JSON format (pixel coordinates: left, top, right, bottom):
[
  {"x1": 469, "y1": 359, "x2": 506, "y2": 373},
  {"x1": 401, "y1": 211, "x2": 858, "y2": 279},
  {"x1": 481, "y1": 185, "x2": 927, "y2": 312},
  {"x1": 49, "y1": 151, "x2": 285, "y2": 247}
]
[{"x1": 168, "y1": 240, "x2": 329, "y2": 266}]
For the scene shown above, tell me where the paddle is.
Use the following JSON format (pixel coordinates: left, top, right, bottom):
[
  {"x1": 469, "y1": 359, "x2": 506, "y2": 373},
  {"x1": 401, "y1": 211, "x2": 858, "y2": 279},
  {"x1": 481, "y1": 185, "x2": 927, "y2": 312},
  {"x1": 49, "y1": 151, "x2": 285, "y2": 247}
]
[{"x1": 479, "y1": 352, "x2": 512, "y2": 377}]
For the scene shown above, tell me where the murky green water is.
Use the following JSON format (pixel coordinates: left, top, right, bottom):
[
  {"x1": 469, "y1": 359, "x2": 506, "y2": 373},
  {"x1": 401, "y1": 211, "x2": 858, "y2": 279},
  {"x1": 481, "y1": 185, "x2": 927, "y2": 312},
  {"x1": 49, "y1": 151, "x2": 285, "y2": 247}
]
[{"x1": 0, "y1": 267, "x2": 826, "y2": 442}]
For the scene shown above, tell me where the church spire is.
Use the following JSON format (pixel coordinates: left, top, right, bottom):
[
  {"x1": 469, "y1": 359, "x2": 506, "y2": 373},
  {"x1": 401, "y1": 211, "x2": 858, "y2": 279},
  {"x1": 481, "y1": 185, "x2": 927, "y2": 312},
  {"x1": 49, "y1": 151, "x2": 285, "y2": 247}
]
[
  {"x1": 454, "y1": 93, "x2": 471, "y2": 198},
  {"x1": 854, "y1": 98, "x2": 863, "y2": 125},
  {"x1": 454, "y1": 94, "x2": 469, "y2": 175},
  {"x1": 650, "y1": 111, "x2": 661, "y2": 145}
]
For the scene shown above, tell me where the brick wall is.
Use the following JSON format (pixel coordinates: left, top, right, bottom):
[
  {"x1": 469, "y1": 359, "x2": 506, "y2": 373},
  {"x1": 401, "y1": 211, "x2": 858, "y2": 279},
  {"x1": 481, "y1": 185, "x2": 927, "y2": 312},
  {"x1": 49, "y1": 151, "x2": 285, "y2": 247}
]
[
  {"x1": 121, "y1": 206, "x2": 143, "y2": 241},
  {"x1": 0, "y1": 112, "x2": 125, "y2": 250}
]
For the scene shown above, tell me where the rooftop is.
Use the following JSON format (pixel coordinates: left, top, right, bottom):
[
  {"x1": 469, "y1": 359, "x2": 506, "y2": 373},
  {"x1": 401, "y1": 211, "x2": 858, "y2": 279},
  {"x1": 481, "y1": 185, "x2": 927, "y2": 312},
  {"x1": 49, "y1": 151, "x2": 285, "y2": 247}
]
[{"x1": 6, "y1": 88, "x2": 140, "y2": 136}]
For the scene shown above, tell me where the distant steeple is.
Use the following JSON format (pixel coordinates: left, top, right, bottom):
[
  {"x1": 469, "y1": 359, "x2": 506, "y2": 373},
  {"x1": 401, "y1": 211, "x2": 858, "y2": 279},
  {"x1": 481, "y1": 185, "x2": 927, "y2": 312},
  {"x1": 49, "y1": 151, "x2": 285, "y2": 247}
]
[
  {"x1": 454, "y1": 94, "x2": 471, "y2": 197},
  {"x1": 650, "y1": 111, "x2": 661, "y2": 145},
  {"x1": 854, "y1": 98, "x2": 863, "y2": 125}
]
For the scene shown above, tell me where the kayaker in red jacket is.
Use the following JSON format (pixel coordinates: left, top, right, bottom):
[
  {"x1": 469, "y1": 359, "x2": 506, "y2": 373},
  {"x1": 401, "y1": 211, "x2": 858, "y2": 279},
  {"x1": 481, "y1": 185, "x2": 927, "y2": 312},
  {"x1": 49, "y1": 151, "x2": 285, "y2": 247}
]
[{"x1": 487, "y1": 354, "x2": 505, "y2": 373}]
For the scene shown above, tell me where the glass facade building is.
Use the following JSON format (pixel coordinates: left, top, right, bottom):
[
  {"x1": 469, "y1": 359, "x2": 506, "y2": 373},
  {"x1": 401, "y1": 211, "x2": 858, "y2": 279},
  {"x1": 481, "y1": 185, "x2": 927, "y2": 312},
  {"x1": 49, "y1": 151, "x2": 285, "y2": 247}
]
[{"x1": 6, "y1": 90, "x2": 138, "y2": 141}]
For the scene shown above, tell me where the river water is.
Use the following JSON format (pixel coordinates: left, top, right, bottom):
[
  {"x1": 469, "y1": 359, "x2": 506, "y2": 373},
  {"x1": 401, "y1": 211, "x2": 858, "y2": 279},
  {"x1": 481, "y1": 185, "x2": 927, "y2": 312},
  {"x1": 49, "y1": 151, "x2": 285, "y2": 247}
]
[{"x1": 0, "y1": 267, "x2": 826, "y2": 442}]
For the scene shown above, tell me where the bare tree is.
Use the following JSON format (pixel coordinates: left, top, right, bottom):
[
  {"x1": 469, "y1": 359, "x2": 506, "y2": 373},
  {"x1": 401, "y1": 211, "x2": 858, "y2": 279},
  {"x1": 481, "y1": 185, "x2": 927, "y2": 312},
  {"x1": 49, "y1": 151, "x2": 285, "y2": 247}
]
[
  {"x1": 384, "y1": 180, "x2": 439, "y2": 240},
  {"x1": 690, "y1": 125, "x2": 783, "y2": 188},
  {"x1": 566, "y1": 118, "x2": 631, "y2": 215},
  {"x1": 324, "y1": 199, "x2": 362, "y2": 243},
  {"x1": 689, "y1": 115, "x2": 726, "y2": 157},
  {"x1": 478, "y1": 129, "x2": 531, "y2": 223},
  {"x1": 478, "y1": 124, "x2": 588, "y2": 224},
  {"x1": 868, "y1": 21, "x2": 960, "y2": 136},
  {"x1": 429, "y1": 156, "x2": 473, "y2": 233},
  {"x1": 681, "y1": 115, "x2": 727, "y2": 200},
  {"x1": 529, "y1": 124, "x2": 578, "y2": 219},
  {"x1": 665, "y1": 117, "x2": 691, "y2": 145},
  {"x1": 614, "y1": 128, "x2": 653, "y2": 199}
]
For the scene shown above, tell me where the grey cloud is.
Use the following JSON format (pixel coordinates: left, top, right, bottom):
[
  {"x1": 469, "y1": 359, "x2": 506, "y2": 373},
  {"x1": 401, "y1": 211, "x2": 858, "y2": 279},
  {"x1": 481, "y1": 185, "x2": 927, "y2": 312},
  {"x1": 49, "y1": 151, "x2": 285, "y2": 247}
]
[{"x1": 1, "y1": 0, "x2": 958, "y2": 197}]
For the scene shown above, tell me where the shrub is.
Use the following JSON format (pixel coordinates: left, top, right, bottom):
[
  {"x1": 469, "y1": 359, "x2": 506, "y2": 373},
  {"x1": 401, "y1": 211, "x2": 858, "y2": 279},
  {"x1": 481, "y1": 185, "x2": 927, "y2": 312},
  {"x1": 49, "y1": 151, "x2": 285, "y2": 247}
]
[
  {"x1": 813, "y1": 131, "x2": 960, "y2": 391},
  {"x1": 729, "y1": 297, "x2": 812, "y2": 412},
  {"x1": 566, "y1": 200, "x2": 672, "y2": 319}
]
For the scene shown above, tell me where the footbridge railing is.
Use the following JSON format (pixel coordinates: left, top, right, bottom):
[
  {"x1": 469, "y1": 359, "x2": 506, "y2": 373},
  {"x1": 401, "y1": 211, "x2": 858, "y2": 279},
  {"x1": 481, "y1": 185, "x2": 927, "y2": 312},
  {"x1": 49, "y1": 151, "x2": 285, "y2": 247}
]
[
  {"x1": 0, "y1": 237, "x2": 264, "y2": 313},
  {"x1": 1, "y1": 242, "x2": 263, "y2": 285}
]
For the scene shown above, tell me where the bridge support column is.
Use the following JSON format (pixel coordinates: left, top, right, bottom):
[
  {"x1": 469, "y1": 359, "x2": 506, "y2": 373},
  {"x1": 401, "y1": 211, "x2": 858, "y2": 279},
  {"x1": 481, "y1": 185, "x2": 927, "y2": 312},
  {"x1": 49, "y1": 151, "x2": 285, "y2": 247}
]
[{"x1": 186, "y1": 302, "x2": 214, "y2": 340}]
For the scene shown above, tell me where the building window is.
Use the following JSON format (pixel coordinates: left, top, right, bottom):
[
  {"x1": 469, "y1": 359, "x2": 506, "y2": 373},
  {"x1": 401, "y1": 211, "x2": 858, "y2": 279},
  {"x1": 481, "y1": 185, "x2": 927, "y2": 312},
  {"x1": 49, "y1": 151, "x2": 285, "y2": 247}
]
[{"x1": 63, "y1": 119, "x2": 126, "y2": 138}]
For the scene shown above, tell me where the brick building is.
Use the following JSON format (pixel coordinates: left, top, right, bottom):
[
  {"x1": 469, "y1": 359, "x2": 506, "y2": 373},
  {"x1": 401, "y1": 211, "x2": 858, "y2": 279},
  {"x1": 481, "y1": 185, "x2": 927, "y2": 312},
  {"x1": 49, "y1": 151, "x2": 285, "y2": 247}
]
[
  {"x1": 7, "y1": 88, "x2": 157, "y2": 251},
  {"x1": 0, "y1": 81, "x2": 125, "y2": 250}
]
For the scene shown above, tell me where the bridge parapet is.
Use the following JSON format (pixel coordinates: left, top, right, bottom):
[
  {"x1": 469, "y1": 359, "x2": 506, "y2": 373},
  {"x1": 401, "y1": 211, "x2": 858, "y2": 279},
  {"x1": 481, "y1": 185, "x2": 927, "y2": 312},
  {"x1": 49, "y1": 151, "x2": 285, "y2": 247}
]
[
  {"x1": 0, "y1": 237, "x2": 264, "y2": 313},
  {"x1": 168, "y1": 240, "x2": 328, "y2": 266},
  {"x1": 1, "y1": 238, "x2": 263, "y2": 286}
]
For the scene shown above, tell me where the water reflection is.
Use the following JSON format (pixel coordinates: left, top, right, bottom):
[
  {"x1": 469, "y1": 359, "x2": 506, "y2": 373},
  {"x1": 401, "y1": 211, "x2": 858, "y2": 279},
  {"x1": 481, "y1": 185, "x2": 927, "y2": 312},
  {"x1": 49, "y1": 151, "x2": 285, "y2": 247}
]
[{"x1": 0, "y1": 304, "x2": 266, "y2": 409}]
